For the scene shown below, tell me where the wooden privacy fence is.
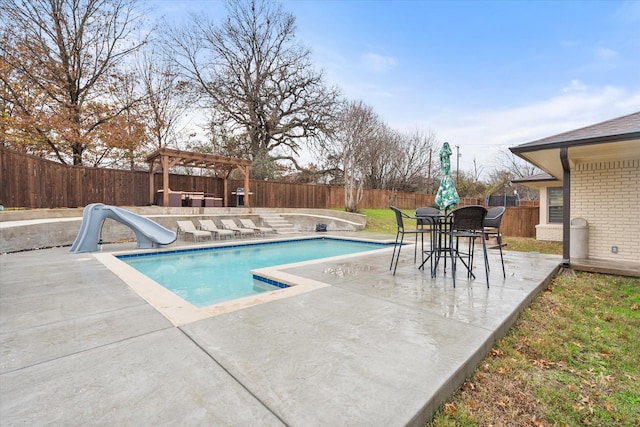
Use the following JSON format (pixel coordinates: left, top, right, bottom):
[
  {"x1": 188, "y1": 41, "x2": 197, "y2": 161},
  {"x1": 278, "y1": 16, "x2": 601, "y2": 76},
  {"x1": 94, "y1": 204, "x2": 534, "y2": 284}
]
[
  {"x1": 0, "y1": 146, "x2": 538, "y2": 236},
  {"x1": 1, "y1": 146, "x2": 437, "y2": 209},
  {"x1": 500, "y1": 206, "x2": 539, "y2": 238}
]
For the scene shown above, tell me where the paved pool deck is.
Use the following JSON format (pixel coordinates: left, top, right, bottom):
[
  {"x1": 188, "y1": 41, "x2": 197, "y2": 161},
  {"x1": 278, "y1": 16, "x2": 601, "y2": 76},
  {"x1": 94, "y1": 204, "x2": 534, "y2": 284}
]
[{"x1": 0, "y1": 233, "x2": 562, "y2": 426}]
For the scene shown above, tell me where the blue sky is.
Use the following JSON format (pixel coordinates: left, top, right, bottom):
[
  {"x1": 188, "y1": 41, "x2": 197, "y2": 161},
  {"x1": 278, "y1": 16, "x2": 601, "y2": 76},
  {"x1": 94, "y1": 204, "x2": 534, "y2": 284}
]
[{"x1": 151, "y1": 0, "x2": 640, "y2": 175}]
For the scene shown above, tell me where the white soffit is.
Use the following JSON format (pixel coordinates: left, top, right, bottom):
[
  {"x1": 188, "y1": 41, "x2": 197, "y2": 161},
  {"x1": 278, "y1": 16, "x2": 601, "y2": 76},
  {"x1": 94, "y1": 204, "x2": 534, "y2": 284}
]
[{"x1": 520, "y1": 139, "x2": 640, "y2": 180}]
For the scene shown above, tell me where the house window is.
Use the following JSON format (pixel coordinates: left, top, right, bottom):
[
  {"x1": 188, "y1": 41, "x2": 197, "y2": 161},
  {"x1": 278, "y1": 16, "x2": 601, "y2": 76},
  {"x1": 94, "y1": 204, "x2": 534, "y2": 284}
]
[{"x1": 548, "y1": 187, "x2": 563, "y2": 223}]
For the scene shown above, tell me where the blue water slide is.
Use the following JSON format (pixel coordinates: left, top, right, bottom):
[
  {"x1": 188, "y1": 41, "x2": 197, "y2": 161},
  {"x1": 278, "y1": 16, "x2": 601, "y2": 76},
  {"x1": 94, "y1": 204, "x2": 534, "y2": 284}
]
[{"x1": 70, "y1": 204, "x2": 177, "y2": 253}]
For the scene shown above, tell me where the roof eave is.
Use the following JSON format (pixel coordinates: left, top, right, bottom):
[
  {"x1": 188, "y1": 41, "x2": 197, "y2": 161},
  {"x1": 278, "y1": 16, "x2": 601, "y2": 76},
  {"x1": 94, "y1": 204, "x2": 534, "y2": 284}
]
[{"x1": 510, "y1": 131, "x2": 640, "y2": 155}]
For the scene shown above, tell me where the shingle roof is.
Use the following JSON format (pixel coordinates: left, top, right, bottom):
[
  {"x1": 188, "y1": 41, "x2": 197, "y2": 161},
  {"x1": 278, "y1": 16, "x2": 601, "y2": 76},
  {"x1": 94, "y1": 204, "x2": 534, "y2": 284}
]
[
  {"x1": 511, "y1": 172, "x2": 556, "y2": 184},
  {"x1": 511, "y1": 111, "x2": 640, "y2": 152}
]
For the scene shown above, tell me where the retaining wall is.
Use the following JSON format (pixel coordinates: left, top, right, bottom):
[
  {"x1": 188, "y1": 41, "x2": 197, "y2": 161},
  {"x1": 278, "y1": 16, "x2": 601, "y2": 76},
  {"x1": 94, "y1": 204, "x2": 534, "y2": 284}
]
[{"x1": 0, "y1": 207, "x2": 366, "y2": 253}]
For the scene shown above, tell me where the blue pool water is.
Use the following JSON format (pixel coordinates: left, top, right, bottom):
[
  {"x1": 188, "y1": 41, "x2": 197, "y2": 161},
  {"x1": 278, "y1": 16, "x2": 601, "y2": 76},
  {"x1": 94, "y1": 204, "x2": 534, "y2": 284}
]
[{"x1": 118, "y1": 238, "x2": 387, "y2": 307}]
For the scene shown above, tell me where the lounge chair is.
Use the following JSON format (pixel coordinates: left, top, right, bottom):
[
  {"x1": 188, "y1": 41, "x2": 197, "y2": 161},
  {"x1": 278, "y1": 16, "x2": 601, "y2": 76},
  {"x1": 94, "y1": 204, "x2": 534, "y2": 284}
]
[
  {"x1": 220, "y1": 219, "x2": 255, "y2": 238},
  {"x1": 176, "y1": 220, "x2": 212, "y2": 242},
  {"x1": 239, "y1": 218, "x2": 274, "y2": 236},
  {"x1": 198, "y1": 219, "x2": 235, "y2": 240}
]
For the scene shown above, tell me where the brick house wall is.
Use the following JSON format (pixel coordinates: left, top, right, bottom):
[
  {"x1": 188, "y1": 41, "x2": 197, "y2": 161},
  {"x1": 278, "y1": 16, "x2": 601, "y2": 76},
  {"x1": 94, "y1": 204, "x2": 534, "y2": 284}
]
[
  {"x1": 572, "y1": 159, "x2": 639, "y2": 262},
  {"x1": 535, "y1": 223, "x2": 563, "y2": 241}
]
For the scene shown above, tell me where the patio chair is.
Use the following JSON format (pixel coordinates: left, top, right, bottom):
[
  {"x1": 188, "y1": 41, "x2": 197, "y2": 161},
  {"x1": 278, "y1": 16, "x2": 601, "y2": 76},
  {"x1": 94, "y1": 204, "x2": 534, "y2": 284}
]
[
  {"x1": 415, "y1": 206, "x2": 440, "y2": 274},
  {"x1": 198, "y1": 219, "x2": 235, "y2": 240},
  {"x1": 176, "y1": 220, "x2": 212, "y2": 242},
  {"x1": 220, "y1": 219, "x2": 255, "y2": 238},
  {"x1": 483, "y1": 206, "x2": 506, "y2": 278},
  {"x1": 389, "y1": 206, "x2": 429, "y2": 275},
  {"x1": 446, "y1": 205, "x2": 489, "y2": 288},
  {"x1": 239, "y1": 218, "x2": 274, "y2": 236}
]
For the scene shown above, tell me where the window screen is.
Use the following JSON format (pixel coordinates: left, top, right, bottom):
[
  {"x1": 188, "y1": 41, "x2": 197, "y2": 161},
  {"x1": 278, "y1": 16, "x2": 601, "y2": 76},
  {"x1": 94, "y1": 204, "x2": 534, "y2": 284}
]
[{"x1": 548, "y1": 187, "x2": 563, "y2": 223}]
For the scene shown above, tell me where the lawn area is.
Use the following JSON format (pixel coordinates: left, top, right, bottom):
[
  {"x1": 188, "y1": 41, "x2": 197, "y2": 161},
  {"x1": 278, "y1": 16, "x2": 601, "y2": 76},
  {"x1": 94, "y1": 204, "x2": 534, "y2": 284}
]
[
  {"x1": 427, "y1": 271, "x2": 640, "y2": 426},
  {"x1": 359, "y1": 209, "x2": 640, "y2": 426}
]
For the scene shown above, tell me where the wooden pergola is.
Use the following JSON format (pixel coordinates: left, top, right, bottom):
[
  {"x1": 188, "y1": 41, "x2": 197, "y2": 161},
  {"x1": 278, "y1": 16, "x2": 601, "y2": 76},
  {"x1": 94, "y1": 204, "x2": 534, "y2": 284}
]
[{"x1": 146, "y1": 147, "x2": 252, "y2": 207}]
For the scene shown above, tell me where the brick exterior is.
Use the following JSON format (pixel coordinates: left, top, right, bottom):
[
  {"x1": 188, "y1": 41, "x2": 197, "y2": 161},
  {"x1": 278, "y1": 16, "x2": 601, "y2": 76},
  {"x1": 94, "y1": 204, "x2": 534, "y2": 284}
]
[
  {"x1": 572, "y1": 159, "x2": 639, "y2": 262},
  {"x1": 535, "y1": 224, "x2": 563, "y2": 241},
  {"x1": 535, "y1": 159, "x2": 639, "y2": 262}
]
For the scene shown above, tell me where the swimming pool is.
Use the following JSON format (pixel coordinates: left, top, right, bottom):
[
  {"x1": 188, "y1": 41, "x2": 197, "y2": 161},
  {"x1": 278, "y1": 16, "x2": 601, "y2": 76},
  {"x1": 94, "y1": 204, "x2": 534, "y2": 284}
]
[{"x1": 118, "y1": 238, "x2": 389, "y2": 308}]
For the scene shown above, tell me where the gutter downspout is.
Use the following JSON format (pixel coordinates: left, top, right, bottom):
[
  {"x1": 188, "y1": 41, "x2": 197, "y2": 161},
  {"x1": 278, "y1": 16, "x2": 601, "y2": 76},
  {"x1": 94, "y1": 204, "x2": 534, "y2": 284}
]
[{"x1": 561, "y1": 147, "x2": 570, "y2": 268}]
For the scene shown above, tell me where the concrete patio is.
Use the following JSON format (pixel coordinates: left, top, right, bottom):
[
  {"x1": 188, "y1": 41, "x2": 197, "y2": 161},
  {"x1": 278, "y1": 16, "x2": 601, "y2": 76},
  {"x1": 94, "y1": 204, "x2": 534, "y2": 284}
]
[{"x1": 0, "y1": 233, "x2": 562, "y2": 426}]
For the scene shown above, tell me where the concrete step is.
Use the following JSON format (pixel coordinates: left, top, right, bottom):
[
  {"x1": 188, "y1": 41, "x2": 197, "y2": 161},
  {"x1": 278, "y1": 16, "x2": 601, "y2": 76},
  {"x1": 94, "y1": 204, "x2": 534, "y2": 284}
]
[
  {"x1": 260, "y1": 213, "x2": 299, "y2": 234},
  {"x1": 265, "y1": 221, "x2": 290, "y2": 227},
  {"x1": 272, "y1": 229, "x2": 299, "y2": 235}
]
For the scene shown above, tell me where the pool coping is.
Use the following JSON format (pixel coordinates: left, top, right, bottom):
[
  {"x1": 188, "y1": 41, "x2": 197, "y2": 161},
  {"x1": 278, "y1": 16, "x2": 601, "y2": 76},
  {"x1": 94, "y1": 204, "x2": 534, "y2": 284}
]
[{"x1": 95, "y1": 235, "x2": 395, "y2": 326}]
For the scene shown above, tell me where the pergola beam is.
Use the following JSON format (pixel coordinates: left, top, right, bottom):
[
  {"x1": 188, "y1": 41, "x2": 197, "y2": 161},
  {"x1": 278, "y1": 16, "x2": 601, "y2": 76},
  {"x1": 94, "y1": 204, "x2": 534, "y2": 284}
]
[{"x1": 146, "y1": 148, "x2": 252, "y2": 207}]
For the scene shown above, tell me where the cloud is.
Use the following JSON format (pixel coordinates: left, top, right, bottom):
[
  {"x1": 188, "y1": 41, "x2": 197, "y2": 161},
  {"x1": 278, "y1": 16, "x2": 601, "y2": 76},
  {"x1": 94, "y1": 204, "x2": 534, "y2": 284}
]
[
  {"x1": 562, "y1": 80, "x2": 588, "y2": 93},
  {"x1": 579, "y1": 45, "x2": 622, "y2": 72},
  {"x1": 361, "y1": 53, "x2": 397, "y2": 72},
  {"x1": 407, "y1": 83, "x2": 640, "y2": 175},
  {"x1": 595, "y1": 47, "x2": 618, "y2": 61},
  {"x1": 311, "y1": 48, "x2": 399, "y2": 100}
]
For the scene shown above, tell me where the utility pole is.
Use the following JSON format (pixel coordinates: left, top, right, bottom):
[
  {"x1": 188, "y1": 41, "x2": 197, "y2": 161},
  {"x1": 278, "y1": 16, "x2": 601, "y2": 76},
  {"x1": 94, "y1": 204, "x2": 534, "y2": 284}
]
[
  {"x1": 455, "y1": 145, "x2": 461, "y2": 186},
  {"x1": 427, "y1": 148, "x2": 432, "y2": 193}
]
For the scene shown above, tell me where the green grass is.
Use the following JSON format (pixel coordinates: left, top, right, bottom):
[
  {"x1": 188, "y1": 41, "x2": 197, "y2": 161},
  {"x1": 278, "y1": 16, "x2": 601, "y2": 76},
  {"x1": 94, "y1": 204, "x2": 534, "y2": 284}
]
[
  {"x1": 357, "y1": 209, "x2": 640, "y2": 426},
  {"x1": 425, "y1": 272, "x2": 639, "y2": 426},
  {"x1": 359, "y1": 208, "x2": 403, "y2": 235},
  {"x1": 502, "y1": 236, "x2": 563, "y2": 255}
]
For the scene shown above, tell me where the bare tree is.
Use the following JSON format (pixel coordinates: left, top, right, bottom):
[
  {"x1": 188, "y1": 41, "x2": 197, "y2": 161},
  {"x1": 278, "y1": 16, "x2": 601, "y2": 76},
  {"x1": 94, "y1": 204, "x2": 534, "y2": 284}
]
[
  {"x1": 388, "y1": 128, "x2": 439, "y2": 192},
  {"x1": 494, "y1": 149, "x2": 541, "y2": 180},
  {"x1": 360, "y1": 126, "x2": 401, "y2": 190},
  {"x1": 315, "y1": 102, "x2": 440, "y2": 198},
  {"x1": 351, "y1": 126, "x2": 438, "y2": 193},
  {"x1": 488, "y1": 150, "x2": 543, "y2": 200},
  {"x1": 470, "y1": 158, "x2": 484, "y2": 182},
  {"x1": 136, "y1": 47, "x2": 193, "y2": 152},
  {"x1": 318, "y1": 100, "x2": 384, "y2": 212},
  {"x1": 166, "y1": 0, "x2": 340, "y2": 178},
  {"x1": 0, "y1": 0, "x2": 149, "y2": 165}
]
